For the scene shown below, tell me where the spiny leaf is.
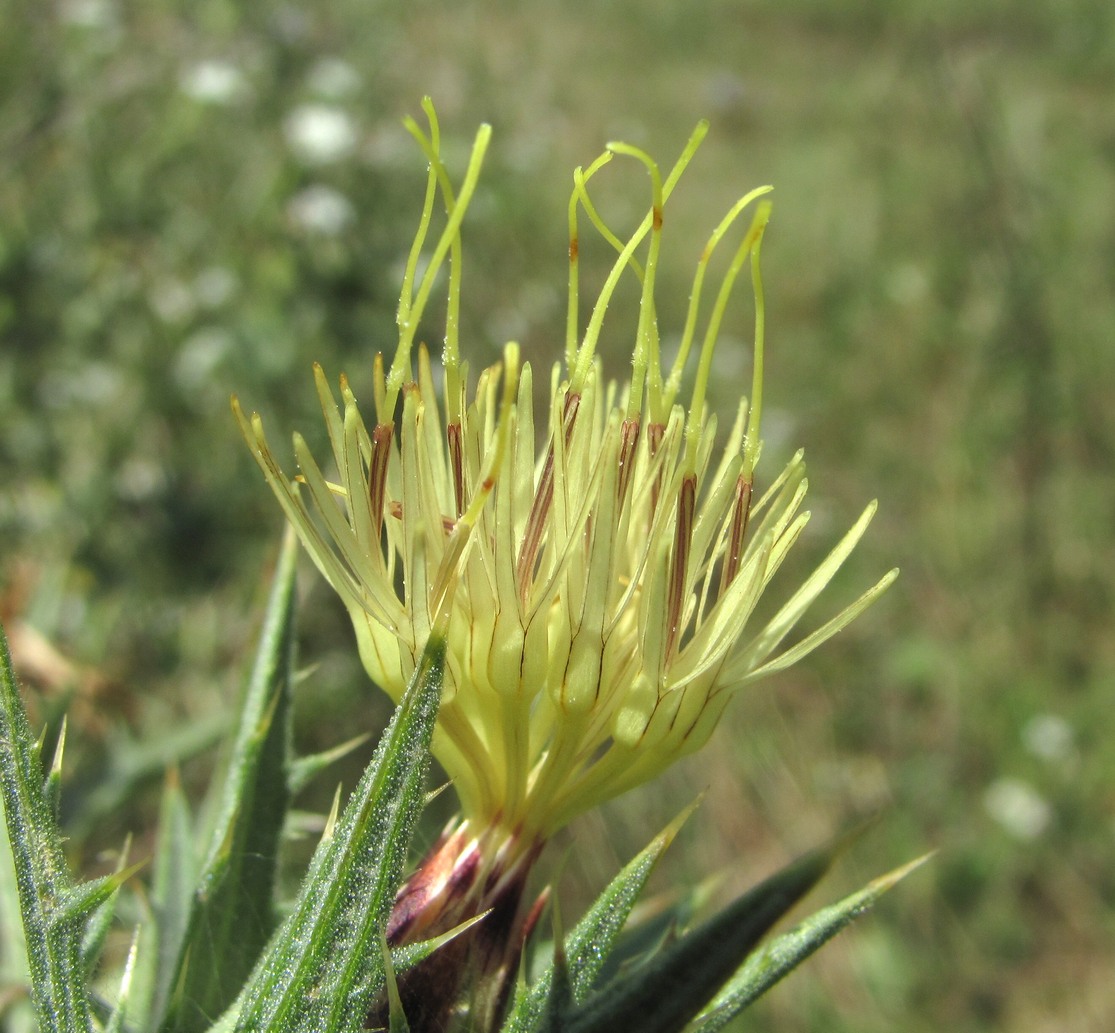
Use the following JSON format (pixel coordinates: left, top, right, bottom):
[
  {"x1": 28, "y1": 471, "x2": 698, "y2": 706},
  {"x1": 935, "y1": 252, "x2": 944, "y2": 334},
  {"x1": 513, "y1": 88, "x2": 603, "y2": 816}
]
[
  {"x1": 288, "y1": 733, "x2": 371, "y2": 796},
  {"x1": 102, "y1": 931, "x2": 140, "y2": 1033},
  {"x1": 44, "y1": 717, "x2": 67, "y2": 824},
  {"x1": 55, "y1": 864, "x2": 144, "y2": 932},
  {"x1": 131, "y1": 770, "x2": 196, "y2": 1033},
  {"x1": 501, "y1": 803, "x2": 695, "y2": 1032},
  {"x1": 0, "y1": 621, "x2": 93, "y2": 1033},
  {"x1": 389, "y1": 911, "x2": 490, "y2": 976},
  {"x1": 0, "y1": 787, "x2": 35, "y2": 1033},
  {"x1": 162, "y1": 528, "x2": 299, "y2": 1033},
  {"x1": 79, "y1": 837, "x2": 132, "y2": 981},
  {"x1": 589, "y1": 874, "x2": 719, "y2": 991},
  {"x1": 380, "y1": 934, "x2": 410, "y2": 1033},
  {"x1": 565, "y1": 838, "x2": 841, "y2": 1033},
  {"x1": 686, "y1": 853, "x2": 933, "y2": 1032},
  {"x1": 538, "y1": 907, "x2": 571, "y2": 1033},
  {"x1": 230, "y1": 630, "x2": 447, "y2": 1033}
]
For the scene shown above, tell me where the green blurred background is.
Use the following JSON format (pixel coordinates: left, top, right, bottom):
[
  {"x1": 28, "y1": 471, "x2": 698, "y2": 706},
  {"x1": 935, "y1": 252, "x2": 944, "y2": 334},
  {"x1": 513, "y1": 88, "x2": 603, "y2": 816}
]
[{"x1": 2, "y1": 0, "x2": 1113, "y2": 1029}]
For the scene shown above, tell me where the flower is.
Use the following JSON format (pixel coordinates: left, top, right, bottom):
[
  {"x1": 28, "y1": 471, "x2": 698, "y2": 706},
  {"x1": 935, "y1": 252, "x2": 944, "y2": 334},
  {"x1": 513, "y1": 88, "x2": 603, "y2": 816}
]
[
  {"x1": 1022, "y1": 712, "x2": 1074, "y2": 765},
  {"x1": 286, "y1": 184, "x2": 357, "y2": 236},
  {"x1": 235, "y1": 99, "x2": 895, "y2": 855},
  {"x1": 983, "y1": 777, "x2": 1052, "y2": 840},
  {"x1": 283, "y1": 103, "x2": 358, "y2": 164},
  {"x1": 237, "y1": 99, "x2": 897, "y2": 1028},
  {"x1": 179, "y1": 60, "x2": 247, "y2": 105},
  {"x1": 306, "y1": 57, "x2": 362, "y2": 99}
]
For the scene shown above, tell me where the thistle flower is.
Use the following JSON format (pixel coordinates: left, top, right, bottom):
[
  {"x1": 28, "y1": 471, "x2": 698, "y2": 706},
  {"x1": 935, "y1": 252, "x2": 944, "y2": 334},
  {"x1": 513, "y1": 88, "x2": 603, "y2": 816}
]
[
  {"x1": 237, "y1": 97, "x2": 895, "y2": 845},
  {"x1": 234, "y1": 101, "x2": 895, "y2": 1021}
]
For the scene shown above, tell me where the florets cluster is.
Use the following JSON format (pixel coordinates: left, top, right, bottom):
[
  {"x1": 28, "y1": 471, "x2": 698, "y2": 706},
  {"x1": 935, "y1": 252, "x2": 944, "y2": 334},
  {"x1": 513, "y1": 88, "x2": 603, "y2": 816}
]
[{"x1": 235, "y1": 100, "x2": 895, "y2": 852}]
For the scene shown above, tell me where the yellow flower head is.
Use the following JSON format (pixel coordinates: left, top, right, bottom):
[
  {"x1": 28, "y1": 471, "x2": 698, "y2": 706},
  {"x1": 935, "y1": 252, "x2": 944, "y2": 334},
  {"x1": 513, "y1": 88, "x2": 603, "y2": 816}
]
[{"x1": 235, "y1": 100, "x2": 896, "y2": 847}]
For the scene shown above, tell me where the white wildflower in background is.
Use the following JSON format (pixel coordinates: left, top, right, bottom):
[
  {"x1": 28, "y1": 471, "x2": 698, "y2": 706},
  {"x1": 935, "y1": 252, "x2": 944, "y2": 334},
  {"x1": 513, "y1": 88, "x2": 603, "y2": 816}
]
[
  {"x1": 287, "y1": 185, "x2": 356, "y2": 236},
  {"x1": 149, "y1": 279, "x2": 195, "y2": 325},
  {"x1": 180, "y1": 60, "x2": 247, "y2": 105},
  {"x1": 307, "y1": 57, "x2": 361, "y2": 99},
  {"x1": 176, "y1": 328, "x2": 232, "y2": 392},
  {"x1": 59, "y1": 0, "x2": 117, "y2": 30},
  {"x1": 984, "y1": 777, "x2": 1052, "y2": 840},
  {"x1": 1022, "y1": 713, "x2": 1074, "y2": 765},
  {"x1": 193, "y1": 266, "x2": 238, "y2": 309},
  {"x1": 284, "y1": 104, "x2": 358, "y2": 164},
  {"x1": 114, "y1": 456, "x2": 166, "y2": 503}
]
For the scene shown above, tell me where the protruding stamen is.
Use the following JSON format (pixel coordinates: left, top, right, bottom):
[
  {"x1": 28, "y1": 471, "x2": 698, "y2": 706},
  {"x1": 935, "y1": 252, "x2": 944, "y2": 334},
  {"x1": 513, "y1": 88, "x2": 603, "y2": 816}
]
[
  {"x1": 566, "y1": 152, "x2": 615, "y2": 373},
  {"x1": 388, "y1": 112, "x2": 491, "y2": 421},
  {"x1": 742, "y1": 203, "x2": 769, "y2": 479},
  {"x1": 607, "y1": 143, "x2": 665, "y2": 421},
  {"x1": 683, "y1": 198, "x2": 772, "y2": 475}
]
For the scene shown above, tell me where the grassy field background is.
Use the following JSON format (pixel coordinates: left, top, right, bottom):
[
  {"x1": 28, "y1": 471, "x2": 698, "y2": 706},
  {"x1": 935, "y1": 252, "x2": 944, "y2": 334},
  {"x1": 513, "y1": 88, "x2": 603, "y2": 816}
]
[{"x1": 2, "y1": 0, "x2": 1113, "y2": 1029}]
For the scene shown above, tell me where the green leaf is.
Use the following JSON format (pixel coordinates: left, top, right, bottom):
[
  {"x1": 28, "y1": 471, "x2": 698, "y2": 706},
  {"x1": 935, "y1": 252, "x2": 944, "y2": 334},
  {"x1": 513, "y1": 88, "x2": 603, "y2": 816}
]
[
  {"x1": 56, "y1": 865, "x2": 143, "y2": 932},
  {"x1": 379, "y1": 934, "x2": 411, "y2": 1033},
  {"x1": 538, "y1": 911, "x2": 571, "y2": 1033},
  {"x1": 0, "y1": 792, "x2": 36, "y2": 1033},
  {"x1": 565, "y1": 839, "x2": 840, "y2": 1033},
  {"x1": 162, "y1": 528, "x2": 300, "y2": 1033},
  {"x1": 0, "y1": 620, "x2": 93, "y2": 1033},
  {"x1": 588, "y1": 875, "x2": 718, "y2": 991},
  {"x1": 389, "y1": 910, "x2": 490, "y2": 977},
  {"x1": 501, "y1": 804, "x2": 694, "y2": 1033},
  {"x1": 103, "y1": 930, "x2": 141, "y2": 1033},
  {"x1": 687, "y1": 853, "x2": 932, "y2": 1032},
  {"x1": 66, "y1": 856, "x2": 144, "y2": 1015},
  {"x1": 79, "y1": 839, "x2": 132, "y2": 981},
  {"x1": 288, "y1": 733, "x2": 371, "y2": 796},
  {"x1": 230, "y1": 629, "x2": 447, "y2": 1033},
  {"x1": 130, "y1": 771, "x2": 197, "y2": 1033},
  {"x1": 44, "y1": 717, "x2": 67, "y2": 825}
]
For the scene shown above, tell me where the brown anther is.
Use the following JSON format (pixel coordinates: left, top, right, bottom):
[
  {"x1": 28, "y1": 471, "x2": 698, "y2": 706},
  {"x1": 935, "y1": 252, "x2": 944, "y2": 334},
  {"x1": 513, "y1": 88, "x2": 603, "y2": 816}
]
[
  {"x1": 447, "y1": 421, "x2": 465, "y2": 518},
  {"x1": 646, "y1": 422, "x2": 666, "y2": 515},
  {"x1": 617, "y1": 417, "x2": 641, "y2": 505},
  {"x1": 719, "y1": 474, "x2": 752, "y2": 595},
  {"x1": 388, "y1": 498, "x2": 455, "y2": 533},
  {"x1": 665, "y1": 473, "x2": 696, "y2": 659},
  {"x1": 368, "y1": 423, "x2": 393, "y2": 544},
  {"x1": 516, "y1": 392, "x2": 581, "y2": 605}
]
